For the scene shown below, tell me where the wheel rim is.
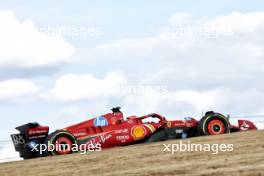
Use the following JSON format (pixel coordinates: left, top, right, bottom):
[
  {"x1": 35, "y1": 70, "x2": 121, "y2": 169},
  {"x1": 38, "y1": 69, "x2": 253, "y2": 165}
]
[
  {"x1": 54, "y1": 136, "x2": 73, "y2": 155},
  {"x1": 207, "y1": 119, "x2": 225, "y2": 135}
]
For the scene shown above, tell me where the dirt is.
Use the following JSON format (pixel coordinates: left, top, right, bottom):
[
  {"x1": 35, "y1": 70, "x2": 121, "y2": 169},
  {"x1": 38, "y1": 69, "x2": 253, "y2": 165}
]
[{"x1": 0, "y1": 130, "x2": 263, "y2": 176}]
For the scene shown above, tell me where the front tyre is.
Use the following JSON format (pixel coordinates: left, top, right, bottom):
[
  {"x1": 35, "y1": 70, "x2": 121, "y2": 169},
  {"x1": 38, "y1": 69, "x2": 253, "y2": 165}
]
[{"x1": 198, "y1": 112, "x2": 230, "y2": 135}]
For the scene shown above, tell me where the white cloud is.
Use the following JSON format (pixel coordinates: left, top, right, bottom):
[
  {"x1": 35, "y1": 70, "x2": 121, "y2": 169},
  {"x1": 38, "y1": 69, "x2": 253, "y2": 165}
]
[
  {"x1": 44, "y1": 11, "x2": 264, "y2": 122},
  {"x1": 96, "y1": 12, "x2": 264, "y2": 71},
  {"x1": 172, "y1": 90, "x2": 222, "y2": 111},
  {"x1": 48, "y1": 72, "x2": 126, "y2": 101},
  {"x1": 168, "y1": 13, "x2": 193, "y2": 25},
  {"x1": 87, "y1": 11, "x2": 261, "y2": 99},
  {"x1": 0, "y1": 10, "x2": 75, "y2": 67},
  {"x1": 207, "y1": 12, "x2": 264, "y2": 32},
  {"x1": 122, "y1": 89, "x2": 221, "y2": 118},
  {"x1": 0, "y1": 79, "x2": 39, "y2": 101}
]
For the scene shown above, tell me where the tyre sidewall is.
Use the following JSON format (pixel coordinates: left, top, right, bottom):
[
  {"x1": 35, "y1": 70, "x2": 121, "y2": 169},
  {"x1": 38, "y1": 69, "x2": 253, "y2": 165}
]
[
  {"x1": 199, "y1": 113, "x2": 230, "y2": 135},
  {"x1": 44, "y1": 130, "x2": 78, "y2": 156}
]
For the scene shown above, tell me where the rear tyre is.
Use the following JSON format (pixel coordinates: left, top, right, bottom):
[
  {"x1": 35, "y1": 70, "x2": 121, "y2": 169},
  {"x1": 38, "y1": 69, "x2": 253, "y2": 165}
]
[
  {"x1": 44, "y1": 130, "x2": 78, "y2": 156},
  {"x1": 19, "y1": 151, "x2": 36, "y2": 160},
  {"x1": 198, "y1": 112, "x2": 230, "y2": 135}
]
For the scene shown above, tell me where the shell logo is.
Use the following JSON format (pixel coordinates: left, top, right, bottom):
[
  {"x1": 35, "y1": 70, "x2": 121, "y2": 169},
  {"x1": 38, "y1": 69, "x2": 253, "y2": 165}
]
[{"x1": 131, "y1": 126, "x2": 146, "y2": 139}]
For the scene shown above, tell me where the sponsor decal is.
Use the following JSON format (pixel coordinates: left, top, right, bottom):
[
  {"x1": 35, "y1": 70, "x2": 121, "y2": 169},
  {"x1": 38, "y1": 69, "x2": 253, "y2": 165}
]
[
  {"x1": 115, "y1": 129, "x2": 129, "y2": 134},
  {"x1": 131, "y1": 126, "x2": 146, "y2": 139},
  {"x1": 28, "y1": 135, "x2": 47, "y2": 140},
  {"x1": 94, "y1": 116, "x2": 109, "y2": 127},
  {"x1": 167, "y1": 121, "x2": 172, "y2": 128},
  {"x1": 11, "y1": 134, "x2": 25, "y2": 145},
  {"x1": 73, "y1": 132, "x2": 87, "y2": 137},
  {"x1": 100, "y1": 133, "x2": 112, "y2": 143},
  {"x1": 175, "y1": 129, "x2": 183, "y2": 133},
  {"x1": 28, "y1": 129, "x2": 48, "y2": 136},
  {"x1": 116, "y1": 135, "x2": 130, "y2": 142},
  {"x1": 78, "y1": 131, "x2": 115, "y2": 140},
  {"x1": 185, "y1": 123, "x2": 192, "y2": 127}
]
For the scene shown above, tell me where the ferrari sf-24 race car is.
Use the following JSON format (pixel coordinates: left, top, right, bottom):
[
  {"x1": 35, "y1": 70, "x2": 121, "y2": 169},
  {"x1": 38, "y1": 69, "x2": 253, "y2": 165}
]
[{"x1": 11, "y1": 107, "x2": 257, "y2": 159}]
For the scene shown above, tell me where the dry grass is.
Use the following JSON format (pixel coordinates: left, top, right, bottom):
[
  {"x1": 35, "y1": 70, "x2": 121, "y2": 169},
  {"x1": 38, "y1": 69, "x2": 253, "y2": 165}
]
[{"x1": 0, "y1": 130, "x2": 264, "y2": 176}]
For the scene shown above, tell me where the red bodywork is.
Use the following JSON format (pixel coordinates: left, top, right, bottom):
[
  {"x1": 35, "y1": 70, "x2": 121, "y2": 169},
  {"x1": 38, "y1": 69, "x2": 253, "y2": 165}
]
[{"x1": 58, "y1": 110, "x2": 256, "y2": 150}]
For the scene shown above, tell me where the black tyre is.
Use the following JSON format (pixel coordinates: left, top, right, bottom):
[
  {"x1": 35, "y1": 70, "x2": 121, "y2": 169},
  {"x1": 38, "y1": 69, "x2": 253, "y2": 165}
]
[
  {"x1": 198, "y1": 111, "x2": 230, "y2": 135},
  {"x1": 44, "y1": 130, "x2": 78, "y2": 156},
  {"x1": 19, "y1": 151, "x2": 37, "y2": 160}
]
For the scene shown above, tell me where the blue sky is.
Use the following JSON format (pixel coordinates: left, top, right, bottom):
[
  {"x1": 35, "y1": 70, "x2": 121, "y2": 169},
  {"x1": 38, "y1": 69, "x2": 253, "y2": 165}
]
[{"x1": 0, "y1": 0, "x2": 264, "y2": 145}]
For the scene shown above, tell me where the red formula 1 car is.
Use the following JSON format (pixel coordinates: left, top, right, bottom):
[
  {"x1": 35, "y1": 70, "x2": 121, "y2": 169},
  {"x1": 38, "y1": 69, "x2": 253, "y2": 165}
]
[{"x1": 11, "y1": 107, "x2": 257, "y2": 159}]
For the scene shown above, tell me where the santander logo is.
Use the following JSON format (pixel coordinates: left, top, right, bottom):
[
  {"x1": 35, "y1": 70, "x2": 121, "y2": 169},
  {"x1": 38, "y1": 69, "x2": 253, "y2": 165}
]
[{"x1": 28, "y1": 129, "x2": 48, "y2": 136}]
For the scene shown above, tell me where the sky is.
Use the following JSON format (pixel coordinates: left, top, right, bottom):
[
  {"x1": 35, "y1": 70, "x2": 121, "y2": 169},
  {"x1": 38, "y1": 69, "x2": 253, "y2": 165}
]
[{"x1": 0, "y1": 0, "x2": 264, "y2": 155}]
